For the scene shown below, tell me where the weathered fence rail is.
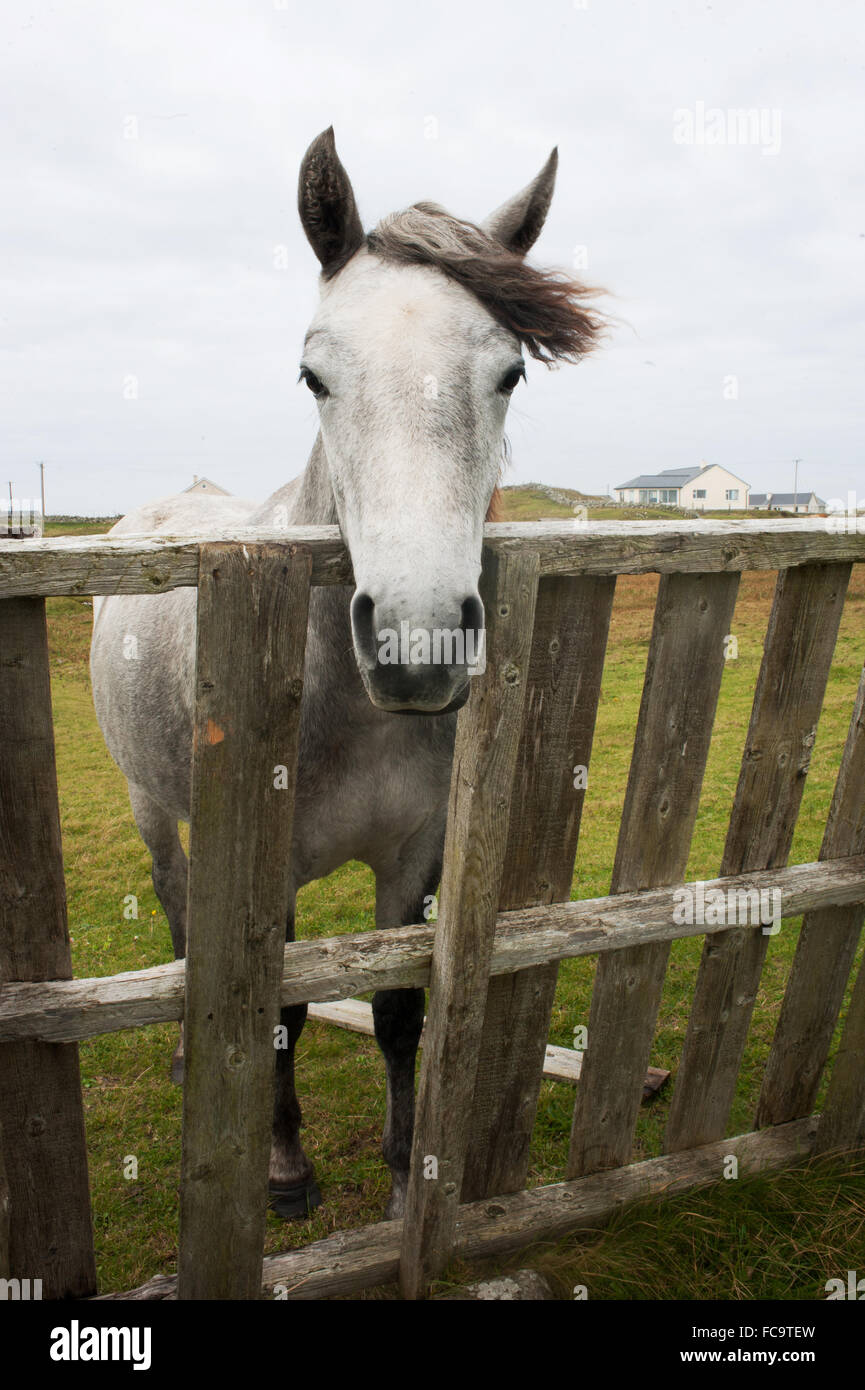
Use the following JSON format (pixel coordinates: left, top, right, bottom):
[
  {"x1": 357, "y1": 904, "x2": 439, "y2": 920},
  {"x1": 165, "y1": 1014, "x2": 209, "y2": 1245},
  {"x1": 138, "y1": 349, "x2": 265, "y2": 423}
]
[
  {"x1": 3, "y1": 518, "x2": 865, "y2": 597},
  {"x1": 1, "y1": 519, "x2": 864, "y2": 1300}
]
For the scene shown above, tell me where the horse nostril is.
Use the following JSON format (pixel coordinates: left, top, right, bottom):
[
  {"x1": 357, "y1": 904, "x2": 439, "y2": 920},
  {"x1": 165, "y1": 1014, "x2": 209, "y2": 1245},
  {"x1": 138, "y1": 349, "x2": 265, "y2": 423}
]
[
  {"x1": 460, "y1": 593, "x2": 485, "y2": 671},
  {"x1": 350, "y1": 591, "x2": 377, "y2": 669},
  {"x1": 460, "y1": 594, "x2": 485, "y2": 639}
]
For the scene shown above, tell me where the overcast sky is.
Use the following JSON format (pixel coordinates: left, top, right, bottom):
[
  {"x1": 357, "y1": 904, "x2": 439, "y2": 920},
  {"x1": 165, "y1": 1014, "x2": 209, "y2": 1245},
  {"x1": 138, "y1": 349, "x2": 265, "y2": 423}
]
[{"x1": 2, "y1": 0, "x2": 862, "y2": 516}]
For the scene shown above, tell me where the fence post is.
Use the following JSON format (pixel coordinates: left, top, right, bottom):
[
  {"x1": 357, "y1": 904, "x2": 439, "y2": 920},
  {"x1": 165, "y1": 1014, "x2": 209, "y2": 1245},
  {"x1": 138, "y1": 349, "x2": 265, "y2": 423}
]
[
  {"x1": 0, "y1": 596, "x2": 96, "y2": 1297},
  {"x1": 756, "y1": 659, "x2": 865, "y2": 1126},
  {"x1": 177, "y1": 545, "x2": 311, "y2": 1300},
  {"x1": 461, "y1": 574, "x2": 615, "y2": 1200},
  {"x1": 666, "y1": 562, "x2": 852, "y2": 1152},
  {"x1": 0, "y1": 1122, "x2": 9, "y2": 1277},
  {"x1": 815, "y1": 948, "x2": 865, "y2": 1154},
  {"x1": 399, "y1": 547, "x2": 539, "y2": 1299},
  {"x1": 566, "y1": 570, "x2": 740, "y2": 1178}
]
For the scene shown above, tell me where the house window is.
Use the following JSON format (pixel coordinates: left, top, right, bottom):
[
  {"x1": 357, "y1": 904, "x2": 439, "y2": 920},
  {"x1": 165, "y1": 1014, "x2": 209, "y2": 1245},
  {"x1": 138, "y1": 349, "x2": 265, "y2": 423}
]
[
  {"x1": 726, "y1": 489, "x2": 739, "y2": 501},
  {"x1": 693, "y1": 489, "x2": 707, "y2": 499}
]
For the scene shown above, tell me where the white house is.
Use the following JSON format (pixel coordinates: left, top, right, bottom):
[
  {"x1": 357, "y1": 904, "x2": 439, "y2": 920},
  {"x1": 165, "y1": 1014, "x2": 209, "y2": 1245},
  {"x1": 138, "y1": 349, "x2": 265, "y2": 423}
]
[
  {"x1": 614, "y1": 462, "x2": 749, "y2": 510},
  {"x1": 749, "y1": 491, "x2": 825, "y2": 514},
  {"x1": 183, "y1": 475, "x2": 230, "y2": 496}
]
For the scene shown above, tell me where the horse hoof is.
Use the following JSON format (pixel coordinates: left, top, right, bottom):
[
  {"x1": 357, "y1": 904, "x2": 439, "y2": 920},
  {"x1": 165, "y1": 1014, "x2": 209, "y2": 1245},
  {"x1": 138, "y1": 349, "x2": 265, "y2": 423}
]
[{"x1": 268, "y1": 1180, "x2": 322, "y2": 1221}]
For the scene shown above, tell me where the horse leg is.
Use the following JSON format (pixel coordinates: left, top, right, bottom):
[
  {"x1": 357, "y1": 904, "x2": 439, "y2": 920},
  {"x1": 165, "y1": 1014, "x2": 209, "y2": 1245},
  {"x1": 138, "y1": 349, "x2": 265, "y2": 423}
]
[
  {"x1": 127, "y1": 782, "x2": 188, "y2": 1083},
  {"x1": 268, "y1": 897, "x2": 322, "y2": 1220},
  {"x1": 373, "y1": 871, "x2": 439, "y2": 1220}
]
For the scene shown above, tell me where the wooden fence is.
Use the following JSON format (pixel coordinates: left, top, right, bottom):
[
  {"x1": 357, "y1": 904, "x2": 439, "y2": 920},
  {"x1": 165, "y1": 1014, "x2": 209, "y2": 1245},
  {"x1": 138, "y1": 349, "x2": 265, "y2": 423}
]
[{"x1": 1, "y1": 519, "x2": 864, "y2": 1300}]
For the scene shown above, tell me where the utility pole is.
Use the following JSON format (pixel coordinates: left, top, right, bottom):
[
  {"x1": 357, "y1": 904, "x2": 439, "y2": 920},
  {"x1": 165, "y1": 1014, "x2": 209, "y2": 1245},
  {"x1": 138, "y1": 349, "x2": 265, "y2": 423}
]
[
  {"x1": 39, "y1": 461, "x2": 46, "y2": 519},
  {"x1": 793, "y1": 457, "x2": 801, "y2": 514}
]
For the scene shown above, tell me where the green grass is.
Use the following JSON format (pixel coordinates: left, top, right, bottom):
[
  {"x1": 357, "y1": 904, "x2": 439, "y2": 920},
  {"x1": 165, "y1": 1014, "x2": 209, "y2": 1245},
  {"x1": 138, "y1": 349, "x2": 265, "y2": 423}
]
[
  {"x1": 40, "y1": 519, "x2": 865, "y2": 1299},
  {"x1": 428, "y1": 1152, "x2": 865, "y2": 1301},
  {"x1": 496, "y1": 485, "x2": 813, "y2": 524},
  {"x1": 43, "y1": 517, "x2": 120, "y2": 536}
]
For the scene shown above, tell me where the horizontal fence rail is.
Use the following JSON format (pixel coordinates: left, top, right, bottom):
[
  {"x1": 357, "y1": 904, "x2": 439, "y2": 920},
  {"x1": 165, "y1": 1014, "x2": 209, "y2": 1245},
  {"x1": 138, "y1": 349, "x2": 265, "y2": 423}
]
[
  {"x1": 2, "y1": 858, "x2": 863, "y2": 1044},
  {"x1": 101, "y1": 1118, "x2": 819, "y2": 1301},
  {"x1": 2, "y1": 518, "x2": 865, "y2": 597}
]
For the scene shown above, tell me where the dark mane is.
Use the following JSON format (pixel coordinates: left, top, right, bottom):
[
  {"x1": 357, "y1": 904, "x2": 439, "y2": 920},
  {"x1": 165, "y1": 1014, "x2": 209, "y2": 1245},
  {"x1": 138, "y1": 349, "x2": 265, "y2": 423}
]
[{"x1": 364, "y1": 202, "x2": 605, "y2": 365}]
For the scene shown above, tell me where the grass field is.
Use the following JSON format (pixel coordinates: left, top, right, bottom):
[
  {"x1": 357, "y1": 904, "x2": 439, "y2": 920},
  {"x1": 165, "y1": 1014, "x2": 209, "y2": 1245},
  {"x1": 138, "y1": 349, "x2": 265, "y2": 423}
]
[{"x1": 38, "y1": 513, "x2": 865, "y2": 1299}]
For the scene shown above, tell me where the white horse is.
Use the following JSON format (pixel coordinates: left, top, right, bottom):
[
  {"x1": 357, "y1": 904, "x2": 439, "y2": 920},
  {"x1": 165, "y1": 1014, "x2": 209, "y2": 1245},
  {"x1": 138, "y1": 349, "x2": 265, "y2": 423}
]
[{"x1": 90, "y1": 128, "x2": 601, "y2": 1219}]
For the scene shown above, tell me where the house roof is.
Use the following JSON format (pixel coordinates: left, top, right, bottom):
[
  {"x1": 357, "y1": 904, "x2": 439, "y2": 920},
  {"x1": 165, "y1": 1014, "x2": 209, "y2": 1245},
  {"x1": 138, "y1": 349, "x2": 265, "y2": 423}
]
[
  {"x1": 615, "y1": 463, "x2": 751, "y2": 492},
  {"x1": 764, "y1": 492, "x2": 824, "y2": 506},
  {"x1": 686, "y1": 463, "x2": 750, "y2": 489},
  {"x1": 749, "y1": 494, "x2": 769, "y2": 505},
  {"x1": 182, "y1": 475, "x2": 229, "y2": 494},
  {"x1": 615, "y1": 467, "x2": 702, "y2": 490}
]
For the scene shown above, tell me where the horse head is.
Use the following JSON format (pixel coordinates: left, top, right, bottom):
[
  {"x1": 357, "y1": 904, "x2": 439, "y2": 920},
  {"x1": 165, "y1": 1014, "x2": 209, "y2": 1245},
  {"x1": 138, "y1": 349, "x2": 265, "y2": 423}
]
[{"x1": 297, "y1": 127, "x2": 601, "y2": 714}]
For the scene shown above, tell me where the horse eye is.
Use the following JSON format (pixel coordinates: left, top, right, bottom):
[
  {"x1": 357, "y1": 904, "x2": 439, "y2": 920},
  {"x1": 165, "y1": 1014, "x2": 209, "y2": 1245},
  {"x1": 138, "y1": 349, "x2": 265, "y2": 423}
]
[
  {"x1": 498, "y1": 365, "x2": 525, "y2": 395},
  {"x1": 299, "y1": 367, "x2": 328, "y2": 398}
]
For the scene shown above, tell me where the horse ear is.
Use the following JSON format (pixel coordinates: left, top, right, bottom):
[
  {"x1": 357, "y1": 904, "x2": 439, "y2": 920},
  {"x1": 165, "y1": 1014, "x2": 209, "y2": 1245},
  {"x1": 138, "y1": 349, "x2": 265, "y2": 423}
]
[
  {"x1": 298, "y1": 127, "x2": 365, "y2": 277},
  {"x1": 482, "y1": 148, "x2": 558, "y2": 255}
]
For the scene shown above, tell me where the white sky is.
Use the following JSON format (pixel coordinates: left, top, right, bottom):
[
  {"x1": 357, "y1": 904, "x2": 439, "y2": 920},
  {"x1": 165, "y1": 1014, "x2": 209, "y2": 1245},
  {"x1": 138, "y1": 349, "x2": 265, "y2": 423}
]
[{"x1": 2, "y1": 0, "x2": 863, "y2": 515}]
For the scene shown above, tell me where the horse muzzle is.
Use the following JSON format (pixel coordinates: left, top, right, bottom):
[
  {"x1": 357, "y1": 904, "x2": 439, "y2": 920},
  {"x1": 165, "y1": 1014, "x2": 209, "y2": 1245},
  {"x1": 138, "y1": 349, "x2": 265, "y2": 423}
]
[{"x1": 350, "y1": 591, "x2": 484, "y2": 715}]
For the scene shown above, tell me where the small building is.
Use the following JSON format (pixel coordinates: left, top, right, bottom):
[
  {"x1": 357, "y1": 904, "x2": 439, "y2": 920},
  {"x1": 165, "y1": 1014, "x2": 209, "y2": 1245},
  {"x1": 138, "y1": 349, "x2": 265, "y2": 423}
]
[
  {"x1": 614, "y1": 462, "x2": 749, "y2": 510},
  {"x1": 182, "y1": 475, "x2": 230, "y2": 496},
  {"x1": 753, "y1": 491, "x2": 826, "y2": 514}
]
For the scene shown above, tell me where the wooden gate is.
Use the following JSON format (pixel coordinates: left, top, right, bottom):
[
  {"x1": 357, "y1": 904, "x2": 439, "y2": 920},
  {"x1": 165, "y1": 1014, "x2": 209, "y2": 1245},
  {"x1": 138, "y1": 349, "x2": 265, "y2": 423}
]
[{"x1": 1, "y1": 518, "x2": 864, "y2": 1299}]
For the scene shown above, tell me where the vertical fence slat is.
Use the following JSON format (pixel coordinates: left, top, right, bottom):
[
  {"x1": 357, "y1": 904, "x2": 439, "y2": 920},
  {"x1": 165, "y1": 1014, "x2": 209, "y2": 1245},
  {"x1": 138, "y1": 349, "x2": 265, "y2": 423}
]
[
  {"x1": 665, "y1": 562, "x2": 852, "y2": 1153},
  {"x1": 0, "y1": 596, "x2": 96, "y2": 1297},
  {"x1": 461, "y1": 574, "x2": 615, "y2": 1202},
  {"x1": 815, "y1": 946, "x2": 865, "y2": 1154},
  {"x1": 756, "y1": 660, "x2": 865, "y2": 1127},
  {"x1": 0, "y1": 1121, "x2": 9, "y2": 1277},
  {"x1": 566, "y1": 571, "x2": 740, "y2": 1178},
  {"x1": 177, "y1": 545, "x2": 310, "y2": 1300},
  {"x1": 399, "y1": 547, "x2": 539, "y2": 1299}
]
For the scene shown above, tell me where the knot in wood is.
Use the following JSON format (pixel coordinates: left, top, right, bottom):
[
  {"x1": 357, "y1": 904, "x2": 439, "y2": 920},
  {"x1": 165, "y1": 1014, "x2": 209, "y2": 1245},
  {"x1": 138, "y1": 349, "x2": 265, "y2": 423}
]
[{"x1": 502, "y1": 662, "x2": 520, "y2": 687}]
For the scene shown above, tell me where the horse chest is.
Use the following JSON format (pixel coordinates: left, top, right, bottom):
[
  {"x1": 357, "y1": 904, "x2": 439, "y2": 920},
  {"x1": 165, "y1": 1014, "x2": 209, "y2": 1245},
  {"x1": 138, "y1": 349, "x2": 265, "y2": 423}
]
[{"x1": 290, "y1": 715, "x2": 455, "y2": 884}]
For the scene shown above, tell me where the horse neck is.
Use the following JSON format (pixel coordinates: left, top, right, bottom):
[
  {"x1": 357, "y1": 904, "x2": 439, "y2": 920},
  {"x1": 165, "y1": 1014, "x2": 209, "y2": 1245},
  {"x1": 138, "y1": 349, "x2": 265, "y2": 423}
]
[
  {"x1": 251, "y1": 432, "x2": 336, "y2": 527},
  {"x1": 253, "y1": 433, "x2": 368, "y2": 705}
]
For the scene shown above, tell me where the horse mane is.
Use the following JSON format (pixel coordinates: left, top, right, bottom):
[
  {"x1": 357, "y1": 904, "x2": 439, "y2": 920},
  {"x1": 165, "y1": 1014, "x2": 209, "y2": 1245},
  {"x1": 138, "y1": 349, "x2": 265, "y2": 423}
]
[
  {"x1": 485, "y1": 485, "x2": 502, "y2": 522},
  {"x1": 364, "y1": 202, "x2": 605, "y2": 365}
]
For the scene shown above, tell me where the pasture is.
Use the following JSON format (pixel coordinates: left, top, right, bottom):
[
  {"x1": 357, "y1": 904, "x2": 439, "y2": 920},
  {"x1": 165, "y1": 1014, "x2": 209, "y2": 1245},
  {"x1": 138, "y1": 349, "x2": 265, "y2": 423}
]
[{"x1": 40, "y1": 515, "x2": 865, "y2": 1298}]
